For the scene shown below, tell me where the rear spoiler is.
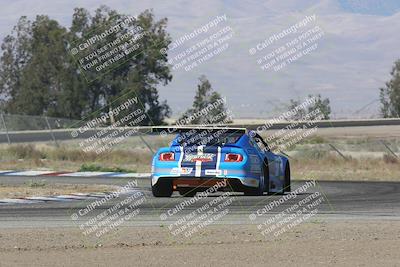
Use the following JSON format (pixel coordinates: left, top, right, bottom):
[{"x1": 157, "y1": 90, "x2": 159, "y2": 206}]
[{"x1": 151, "y1": 126, "x2": 247, "y2": 134}]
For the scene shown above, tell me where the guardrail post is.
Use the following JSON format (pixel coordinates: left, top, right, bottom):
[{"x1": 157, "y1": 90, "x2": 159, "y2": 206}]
[
  {"x1": 1, "y1": 113, "x2": 11, "y2": 145},
  {"x1": 380, "y1": 140, "x2": 398, "y2": 158},
  {"x1": 45, "y1": 116, "x2": 59, "y2": 147},
  {"x1": 279, "y1": 150, "x2": 292, "y2": 159},
  {"x1": 137, "y1": 133, "x2": 154, "y2": 154},
  {"x1": 328, "y1": 143, "x2": 347, "y2": 160}
]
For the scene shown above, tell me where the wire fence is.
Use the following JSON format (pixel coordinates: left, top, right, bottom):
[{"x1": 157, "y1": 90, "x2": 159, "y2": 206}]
[
  {"x1": 0, "y1": 113, "x2": 80, "y2": 132},
  {"x1": 0, "y1": 113, "x2": 398, "y2": 160}
]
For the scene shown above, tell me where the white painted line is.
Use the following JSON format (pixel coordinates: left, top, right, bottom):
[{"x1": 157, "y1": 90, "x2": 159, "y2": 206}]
[
  {"x1": 55, "y1": 195, "x2": 91, "y2": 200},
  {"x1": 0, "y1": 170, "x2": 151, "y2": 178},
  {"x1": 69, "y1": 193, "x2": 100, "y2": 199},
  {"x1": 0, "y1": 170, "x2": 15, "y2": 174},
  {"x1": 58, "y1": 172, "x2": 115, "y2": 177},
  {"x1": 69, "y1": 193, "x2": 93, "y2": 196},
  {"x1": 109, "y1": 173, "x2": 151, "y2": 178},
  {"x1": 0, "y1": 198, "x2": 42, "y2": 204},
  {"x1": 4, "y1": 170, "x2": 55, "y2": 176},
  {"x1": 135, "y1": 173, "x2": 151, "y2": 177},
  {"x1": 0, "y1": 191, "x2": 115, "y2": 205},
  {"x1": 24, "y1": 196, "x2": 67, "y2": 201},
  {"x1": 87, "y1": 193, "x2": 109, "y2": 197}
]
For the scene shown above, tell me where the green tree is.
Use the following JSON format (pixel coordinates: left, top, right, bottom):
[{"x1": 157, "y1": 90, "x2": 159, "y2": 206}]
[
  {"x1": 309, "y1": 94, "x2": 331, "y2": 120},
  {"x1": 67, "y1": 6, "x2": 172, "y2": 125},
  {"x1": 380, "y1": 59, "x2": 400, "y2": 118},
  {"x1": 10, "y1": 16, "x2": 71, "y2": 116},
  {"x1": 179, "y1": 75, "x2": 232, "y2": 125},
  {"x1": 288, "y1": 94, "x2": 331, "y2": 120},
  {"x1": 0, "y1": 6, "x2": 172, "y2": 125},
  {"x1": 287, "y1": 99, "x2": 306, "y2": 120},
  {"x1": 0, "y1": 15, "x2": 90, "y2": 118},
  {"x1": 0, "y1": 16, "x2": 32, "y2": 110}
]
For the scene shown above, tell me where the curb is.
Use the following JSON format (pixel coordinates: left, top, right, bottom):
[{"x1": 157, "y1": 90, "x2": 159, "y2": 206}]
[
  {"x1": 0, "y1": 189, "x2": 144, "y2": 205},
  {"x1": 0, "y1": 170, "x2": 151, "y2": 178}
]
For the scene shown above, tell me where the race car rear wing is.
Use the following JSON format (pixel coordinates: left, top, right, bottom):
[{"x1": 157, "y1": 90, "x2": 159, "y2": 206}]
[{"x1": 151, "y1": 126, "x2": 247, "y2": 134}]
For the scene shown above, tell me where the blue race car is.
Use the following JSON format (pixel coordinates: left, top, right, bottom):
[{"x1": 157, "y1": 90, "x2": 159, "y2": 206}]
[{"x1": 151, "y1": 127, "x2": 290, "y2": 197}]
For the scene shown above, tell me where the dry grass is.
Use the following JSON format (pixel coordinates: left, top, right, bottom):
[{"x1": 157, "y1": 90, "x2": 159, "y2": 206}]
[
  {"x1": 0, "y1": 143, "x2": 152, "y2": 172},
  {"x1": 0, "y1": 134, "x2": 399, "y2": 182},
  {"x1": 292, "y1": 154, "x2": 400, "y2": 181}
]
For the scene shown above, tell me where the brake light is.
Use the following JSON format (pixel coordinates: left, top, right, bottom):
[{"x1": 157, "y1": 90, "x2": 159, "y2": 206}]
[
  {"x1": 224, "y1": 153, "x2": 243, "y2": 162},
  {"x1": 159, "y1": 152, "x2": 175, "y2": 161}
]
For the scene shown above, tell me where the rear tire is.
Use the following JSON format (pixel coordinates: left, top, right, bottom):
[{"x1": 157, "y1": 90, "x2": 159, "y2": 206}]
[
  {"x1": 284, "y1": 163, "x2": 291, "y2": 193},
  {"x1": 152, "y1": 179, "x2": 173, "y2": 197},
  {"x1": 263, "y1": 160, "x2": 270, "y2": 194},
  {"x1": 244, "y1": 159, "x2": 268, "y2": 196}
]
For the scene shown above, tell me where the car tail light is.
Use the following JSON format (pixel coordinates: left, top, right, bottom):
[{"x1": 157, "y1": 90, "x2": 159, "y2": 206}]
[
  {"x1": 159, "y1": 152, "x2": 175, "y2": 161},
  {"x1": 224, "y1": 153, "x2": 243, "y2": 162}
]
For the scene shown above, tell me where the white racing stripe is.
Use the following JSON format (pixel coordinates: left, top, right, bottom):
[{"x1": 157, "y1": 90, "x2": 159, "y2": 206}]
[
  {"x1": 178, "y1": 146, "x2": 184, "y2": 176},
  {"x1": 216, "y1": 146, "x2": 221, "y2": 176},
  {"x1": 195, "y1": 162, "x2": 201, "y2": 177},
  {"x1": 195, "y1": 146, "x2": 204, "y2": 177}
]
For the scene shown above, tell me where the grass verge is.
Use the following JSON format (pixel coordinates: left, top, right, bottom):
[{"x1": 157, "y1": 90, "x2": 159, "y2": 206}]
[{"x1": 0, "y1": 136, "x2": 399, "y2": 182}]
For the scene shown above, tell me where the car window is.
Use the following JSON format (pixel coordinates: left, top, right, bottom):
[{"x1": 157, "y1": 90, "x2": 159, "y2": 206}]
[
  {"x1": 253, "y1": 135, "x2": 270, "y2": 152},
  {"x1": 176, "y1": 131, "x2": 243, "y2": 146}
]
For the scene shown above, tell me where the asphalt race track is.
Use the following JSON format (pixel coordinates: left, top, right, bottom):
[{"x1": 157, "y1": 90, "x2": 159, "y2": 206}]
[{"x1": 0, "y1": 176, "x2": 399, "y2": 228}]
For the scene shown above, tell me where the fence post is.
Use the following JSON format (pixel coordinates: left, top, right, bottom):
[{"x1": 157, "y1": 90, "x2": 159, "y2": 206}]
[
  {"x1": 137, "y1": 132, "x2": 154, "y2": 154},
  {"x1": 380, "y1": 140, "x2": 398, "y2": 158},
  {"x1": 328, "y1": 143, "x2": 347, "y2": 160},
  {"x1": 1, "y1": 113, "x2": 11, "y2": 145},
  {"x1": 45, "y1": 116, "x2": 59, "y2": 147},
  {"x1": 279, "y1": 150, "x2": 292, "y2": 159}
]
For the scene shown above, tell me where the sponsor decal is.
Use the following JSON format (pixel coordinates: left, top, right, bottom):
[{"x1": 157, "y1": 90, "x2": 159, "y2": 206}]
[
  {"x1": 250, "y1": 164, "x2": 261, "y2": 173},
  {"x1": 250, "y1": 155, "x2": 260, "y2": 164},
  {"x1": 250, "y1": 155, "x2": 262, "y2": 173},
  {"x1": 205, "y1": 169, "x2": 222, "y2": 176},
  {"x1": 184, "y1": 153, "x2": 215, "y2": 162},
  {"x1": 170, "y1": 167, "x2": 193, "y2": 175}
]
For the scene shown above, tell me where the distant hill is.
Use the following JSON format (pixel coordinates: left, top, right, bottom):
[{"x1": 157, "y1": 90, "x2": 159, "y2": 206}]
[{"x1": 0, "y1": 0, "x2": 399, "y2": 118}]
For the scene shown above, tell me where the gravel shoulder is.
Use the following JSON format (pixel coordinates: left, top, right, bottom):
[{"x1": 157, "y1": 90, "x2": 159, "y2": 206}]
[
  {"x1": 0, "y1": 220, "x2": 399, "y2": 266},
  {"x1": 0, "y1": 183, "x2": 117, "y2": 198}
]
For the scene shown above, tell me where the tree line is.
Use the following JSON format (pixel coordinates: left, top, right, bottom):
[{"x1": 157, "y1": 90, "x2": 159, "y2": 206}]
[
  {"x1": 0, "y1": 6, "x2": 172, "y2": 125},
  {"x1": 1, "y1": 5, "x2": 398, "y2": 124}
]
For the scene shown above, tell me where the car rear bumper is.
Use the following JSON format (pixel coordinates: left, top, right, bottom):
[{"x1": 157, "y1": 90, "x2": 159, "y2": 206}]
[{"x1": 151, "y1": 175, "x2": 259, "y2": 190}]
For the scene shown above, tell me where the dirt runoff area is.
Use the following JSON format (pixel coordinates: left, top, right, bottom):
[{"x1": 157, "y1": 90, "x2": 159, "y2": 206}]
[
  {"x1": 0, "y1": 220, "x2": 399, "y2": 266},
  {"x1": 0, "y1": 183, "x2": 117, "y2": 199}
]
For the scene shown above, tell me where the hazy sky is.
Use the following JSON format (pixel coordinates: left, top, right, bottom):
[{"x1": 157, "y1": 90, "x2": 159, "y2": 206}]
[{"x1": 1, "y1": 0, "x2": 400, "y2": 118}]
